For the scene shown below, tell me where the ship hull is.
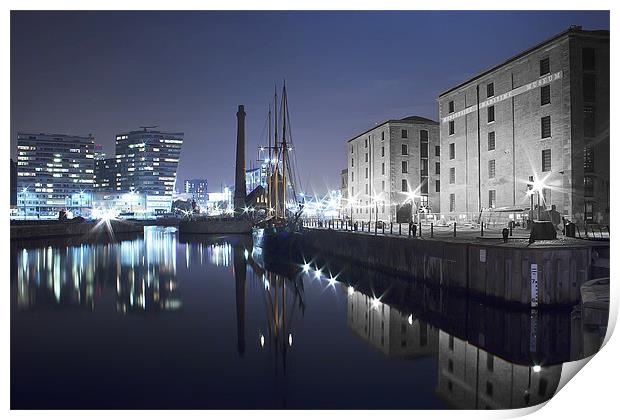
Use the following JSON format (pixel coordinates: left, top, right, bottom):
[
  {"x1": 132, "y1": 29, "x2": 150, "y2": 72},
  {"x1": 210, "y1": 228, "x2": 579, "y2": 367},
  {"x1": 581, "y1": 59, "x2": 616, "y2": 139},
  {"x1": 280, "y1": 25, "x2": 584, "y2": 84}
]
[{"x1": 252, "y1": 226, "x2": 301, "y2": 265}]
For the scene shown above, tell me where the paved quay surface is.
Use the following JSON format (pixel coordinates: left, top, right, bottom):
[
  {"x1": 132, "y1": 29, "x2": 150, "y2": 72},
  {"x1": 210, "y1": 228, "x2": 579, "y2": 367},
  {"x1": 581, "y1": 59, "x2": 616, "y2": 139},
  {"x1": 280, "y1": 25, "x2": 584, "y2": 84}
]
[{"x1": 304, "y1": 224, "x2": 601, "y2": 249}]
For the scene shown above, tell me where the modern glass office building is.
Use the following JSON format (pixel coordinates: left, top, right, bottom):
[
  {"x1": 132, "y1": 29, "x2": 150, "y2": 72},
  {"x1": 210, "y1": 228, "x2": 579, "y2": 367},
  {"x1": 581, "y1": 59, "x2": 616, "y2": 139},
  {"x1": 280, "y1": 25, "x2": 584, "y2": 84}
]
[
  {"x1": 110, "y1": 128, "x2": 184, "y2": 214},
  {"x1": 16, "y1": 133, "x2": 95, "y2": 218}
]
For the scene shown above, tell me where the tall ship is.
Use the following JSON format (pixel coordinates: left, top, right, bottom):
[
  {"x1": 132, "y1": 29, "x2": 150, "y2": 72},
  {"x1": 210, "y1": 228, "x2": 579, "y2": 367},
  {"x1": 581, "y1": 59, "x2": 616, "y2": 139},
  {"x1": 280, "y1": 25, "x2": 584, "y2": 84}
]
[{"x1": 252, "y1": 83, "x2": 304, "y2": 260}]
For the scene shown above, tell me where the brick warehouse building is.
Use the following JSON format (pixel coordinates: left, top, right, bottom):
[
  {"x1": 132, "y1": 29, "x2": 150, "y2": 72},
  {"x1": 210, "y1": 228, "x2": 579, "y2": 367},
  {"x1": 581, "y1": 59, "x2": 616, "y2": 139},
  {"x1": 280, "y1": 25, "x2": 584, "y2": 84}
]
[
  {"x1": 346, "y1": 116, "x2": 440, "y2": 223},
  {"x1": 438, "y1": 26, "x2": 609, "y2": 226}
]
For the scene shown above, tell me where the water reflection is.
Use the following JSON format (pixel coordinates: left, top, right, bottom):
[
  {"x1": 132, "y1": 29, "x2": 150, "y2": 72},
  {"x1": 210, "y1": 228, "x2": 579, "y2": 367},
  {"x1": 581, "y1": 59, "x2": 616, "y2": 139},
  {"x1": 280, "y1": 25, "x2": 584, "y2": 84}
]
[
  {"x1": 11, "y1": 227, "x2": 603, "y2": 409},
  {"x1": 16, "y1": 226, "x2": 180, "y2": 313}
]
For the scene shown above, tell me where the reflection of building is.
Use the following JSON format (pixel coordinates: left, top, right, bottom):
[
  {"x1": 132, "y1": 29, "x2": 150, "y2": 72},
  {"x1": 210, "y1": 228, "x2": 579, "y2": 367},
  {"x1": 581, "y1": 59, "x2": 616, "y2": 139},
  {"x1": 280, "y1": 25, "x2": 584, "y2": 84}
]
[
  {"x1": 438, "y1": 26, "x2": 609, "y2": 224},
  {"x1": 347, "y1": 290, "x2": 438, "y2": 358},
  {"x1": 184, "y1": 178, "x2": 208, "y2": 208},
  {"x1": 116, "y1": 227, "x2": 180, "y2": 312},
  {"x1": 16, "y1": 227, "x2": 181, "y2": 313},
  {"x1": 16, "y1": 132, "x2": 95, "y2": 217},
  {"x1": 16, "y1": 247, "x2": 97, "y2": 310},
  {"x1": 436, "y1": 331, "x2": 561, "y2": 409},
  {"x1": 347, "y1": 116, "x2": 440, "y2": 223}
]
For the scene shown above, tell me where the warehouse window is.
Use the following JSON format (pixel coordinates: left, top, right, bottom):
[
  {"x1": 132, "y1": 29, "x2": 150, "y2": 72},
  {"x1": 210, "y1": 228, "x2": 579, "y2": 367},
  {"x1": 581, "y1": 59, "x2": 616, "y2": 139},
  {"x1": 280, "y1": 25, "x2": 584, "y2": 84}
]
[
  {"x1": 381, "y1": 131, "x2": 385, "y2": 141},
  {"x1": 488, "y1": 132, "x2": 495, "y2": 151},
  {"x1": 435, "y1": 145, "x2": 441, "y2": 157},
  {"x1": 542, "y1": 149, "x2": 551, "y2": 172},
  {"x1": 401, "y1": 129, "x2": 408, "y2": 139},
  {"x1": 449, "y1": 121, "x2": 455, "y2": 135},
  {"x1": 583, "y1": 74, "x2": 596, "y2": 102},
  {"x1": 449, "y1": 194, "x2": 455, "y2": 212},
  {"x1": 584, "y1": 147, "x2": 594, "y2": 172},
  {"x1": 585, "y1": 202, "x2": 594, "y2": 222},
  {"x1": 382, "y1": 162, "x2": 385, "y2": 175},
  {"x1": 449, "y1": 143, "x2": 455, "y2": 160},
  {"x1": 436, "y1": 180, "x2": 441, "y2": 193},
  {"x1": 584, "y1": 176, "x2": 594, "y2": 197},
  {"x1": 487, "y1": 106, "x2": 495, "y2": 123},
  {"x1": 584, "y1": 107, "x2": 595, "y2": 138},
  {"x1": 420, "y1": 142, "x2": 428, "y2": 158},
  {"x1": 488, "y1": 190, "x2": 496, "y2": 209},
  {"x1": 381, "y1": 146, "x2": 385, "y2": 157},
  {"x1": 449, "y1": 167, "x2": 455, "y2": 184},
  {"x1": 541, "y1": 85, "x2": 551, "y2": 105},
  {"x1": 583, "y1": 48, "x2": 596, "y2": 71},
  {"x1": 402, "y1": 179, "x2": 408, "y2": 192},
  {"x1": 402, "y1": 144, "x2": 408, "y2": 155},
  {"x1": 540, "y1": 57, "x2": 550, "y2": 76},
  {"x1": 365, "y1": 139, "x2": 368, "y2": 148},
  {"x1": 541, "y1": 116, "x2": 551, "y2": 138},
  {"x1": 448, "y1": 100, "x2": 454, "y2": 114},
  {"x1": 402, "y1": 161, "x2": 408, "y2": 174},
  {"x1": 351, "y1": 158, "x2": 354, "y2": 167},
  {"x1": 365, "y1": 153, "x2": 369, "y2": 162},
  {"x1": 420, "y1": 130, "x2": 429, "y2": 142},
  {"x1": 488, "y1": 160, "x2": 496, "y2": 178},
  {"x1": 435, "y1": 162, "x2": 440, "y2": 175},
  {"x1": 487, "y1": 82, "x2": 494, "y2": 98}
]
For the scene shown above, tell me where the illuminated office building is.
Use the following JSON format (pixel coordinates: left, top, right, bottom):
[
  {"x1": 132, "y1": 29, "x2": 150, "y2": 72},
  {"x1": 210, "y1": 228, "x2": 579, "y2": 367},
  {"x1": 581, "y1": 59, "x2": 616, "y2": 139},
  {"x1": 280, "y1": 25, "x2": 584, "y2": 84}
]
[
  {"x1": 16, "y1": 132, "x2": 95, "y2": 217},
  {"x1": 184, "y1": 178, "x2": 208, "y2": 208}
]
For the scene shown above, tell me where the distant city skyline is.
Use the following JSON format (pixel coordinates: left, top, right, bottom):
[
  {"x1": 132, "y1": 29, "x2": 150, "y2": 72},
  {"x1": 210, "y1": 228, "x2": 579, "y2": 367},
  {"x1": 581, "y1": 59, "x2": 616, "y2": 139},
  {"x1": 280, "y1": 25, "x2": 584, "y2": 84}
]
[{"x1": 11, "y1": 11, "x2": 609, "y2": 193}]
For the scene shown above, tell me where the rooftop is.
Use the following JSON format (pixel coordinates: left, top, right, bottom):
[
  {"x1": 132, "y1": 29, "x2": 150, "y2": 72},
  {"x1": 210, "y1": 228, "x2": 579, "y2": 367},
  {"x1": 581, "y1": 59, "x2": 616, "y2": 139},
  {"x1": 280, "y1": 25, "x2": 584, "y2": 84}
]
[
  {"x1": 347, "y1": 115, "x2": 438, "y2": 143},
  {"x1": 438, "y1": 26, "x2": 610, "y2": 98}
]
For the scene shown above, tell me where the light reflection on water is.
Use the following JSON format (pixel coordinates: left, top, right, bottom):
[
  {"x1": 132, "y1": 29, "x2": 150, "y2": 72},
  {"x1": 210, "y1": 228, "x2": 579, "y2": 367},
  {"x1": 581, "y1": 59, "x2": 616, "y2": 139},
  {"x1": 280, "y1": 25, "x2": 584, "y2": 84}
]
[{"x1": 10, "y1": 227, "x2": 583, "y2": 409}]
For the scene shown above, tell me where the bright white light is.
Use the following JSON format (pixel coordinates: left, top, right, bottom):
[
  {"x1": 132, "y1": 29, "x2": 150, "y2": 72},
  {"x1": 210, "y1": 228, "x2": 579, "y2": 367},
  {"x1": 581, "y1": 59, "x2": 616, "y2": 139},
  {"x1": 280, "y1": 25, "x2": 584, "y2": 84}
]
[
  {"x1": 260, "y1": 334, "x2": 265, "y2": 348},
  {"x1": 328, "y1": 276, "x2": 337, "y2": 286},
  {"x1": 288, "y1": 334, "x2": 293, "y2": 347},
  {"x1": 302, "y1": 263, "x2": 310, "y2": 273},
  {"x1": 314, "y1": 268, "x2": 322, "y2": 279},
  {"x1": 532, "y1": 365, "x2": 542, "y2": 373},
  {"x1": 408, "y1": 315, "x2": 413, "y2": 325},
  {"x1": 372, "y1": 297, "x2": 381, "y2": 309},
  {"x1": 243, "y1": 249, "x2": 249, "y2": 260},
  {"x1": 347, "y1": 286, "x2": 354, "y2": 296}
]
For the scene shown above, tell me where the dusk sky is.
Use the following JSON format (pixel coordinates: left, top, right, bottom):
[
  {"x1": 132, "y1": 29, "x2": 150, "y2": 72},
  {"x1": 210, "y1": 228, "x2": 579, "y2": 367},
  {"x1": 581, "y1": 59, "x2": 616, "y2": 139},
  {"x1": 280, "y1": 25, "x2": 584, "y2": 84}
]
[{"x1": 10, "y1": 11, "x2": 609, "y2": 194}]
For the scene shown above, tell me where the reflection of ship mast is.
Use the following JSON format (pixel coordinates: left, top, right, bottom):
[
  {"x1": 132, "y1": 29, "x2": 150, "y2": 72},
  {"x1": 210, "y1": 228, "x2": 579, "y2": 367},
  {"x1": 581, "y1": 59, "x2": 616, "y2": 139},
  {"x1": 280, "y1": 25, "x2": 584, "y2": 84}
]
[{"x1": 248, "y1": 258, "x2": 305, "y2": 374}]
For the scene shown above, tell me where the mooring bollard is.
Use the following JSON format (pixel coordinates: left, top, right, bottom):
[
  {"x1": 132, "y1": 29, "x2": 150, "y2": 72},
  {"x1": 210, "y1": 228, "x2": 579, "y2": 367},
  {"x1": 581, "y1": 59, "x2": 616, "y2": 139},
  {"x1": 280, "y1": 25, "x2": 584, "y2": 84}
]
[
  {"x1": 431, "y1": 223, "x2": 434, "y2": 238},
  {"x1": 453, "y1": 222, "x2": 457, "y2": 237},
  {"x1": 382, "y1": 223, "x2": 385, "y2": 235},
  {"x1": 419, "y1": 222, "x2": 422, "y2": 237},
  {"x1": 510, "y1": 224, "x2": 513, "y2": 236},
  {"x1": 399, "y1": 223, "x2": 402, "y2": 236},
  {"x1": 481, "y1": 221, "x2": 484, "y2": 237},
  {"x1": 408, "y1": 222, "x2": 411, "y2": 238},
  {"x1": 374, "y1": 222, "x2": 377, "y2": 235},
  {"x1": 390, "y1": 222, "x2": 393, "y2": 235}
]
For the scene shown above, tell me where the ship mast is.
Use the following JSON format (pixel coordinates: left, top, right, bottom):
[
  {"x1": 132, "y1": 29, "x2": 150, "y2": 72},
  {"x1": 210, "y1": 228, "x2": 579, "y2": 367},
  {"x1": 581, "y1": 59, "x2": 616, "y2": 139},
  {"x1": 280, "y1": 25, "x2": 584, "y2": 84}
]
[
  {"x1": 267, "y1": 104, "x2": 272, "y2": 213},
  {"x1": 273, "y1": 86, "x2": 279, "y2": 218},
  {"x1": 281, "y1": 82, "x2": 288, "y2": 217}
]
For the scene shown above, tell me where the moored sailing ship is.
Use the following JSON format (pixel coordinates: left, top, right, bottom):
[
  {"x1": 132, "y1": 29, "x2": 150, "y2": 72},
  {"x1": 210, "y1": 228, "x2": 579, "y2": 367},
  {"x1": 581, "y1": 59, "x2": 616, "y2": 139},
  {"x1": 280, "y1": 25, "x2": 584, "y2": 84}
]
[{"x1": 252, "y1": 82, "x2": 304, "y2": 260}]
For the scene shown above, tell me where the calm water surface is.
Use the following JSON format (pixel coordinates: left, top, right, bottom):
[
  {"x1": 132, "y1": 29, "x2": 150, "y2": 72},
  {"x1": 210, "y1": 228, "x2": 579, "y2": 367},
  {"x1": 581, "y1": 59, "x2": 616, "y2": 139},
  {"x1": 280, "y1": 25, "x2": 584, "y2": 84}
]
[{"x1": 11, "y1": 227, "x2": 591, "y2": 409}]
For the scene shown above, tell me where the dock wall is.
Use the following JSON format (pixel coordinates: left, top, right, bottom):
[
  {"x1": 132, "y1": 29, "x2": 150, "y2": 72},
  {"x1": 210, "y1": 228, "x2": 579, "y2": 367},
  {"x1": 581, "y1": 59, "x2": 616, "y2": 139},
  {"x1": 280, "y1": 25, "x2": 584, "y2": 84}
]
[{"x1": 296, "y1": 229, "x2": 591, "y2": 306}]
